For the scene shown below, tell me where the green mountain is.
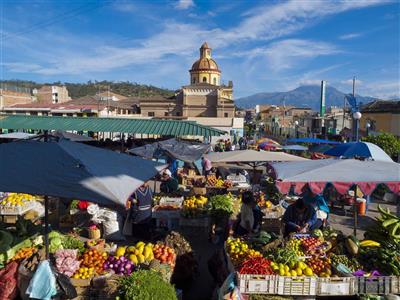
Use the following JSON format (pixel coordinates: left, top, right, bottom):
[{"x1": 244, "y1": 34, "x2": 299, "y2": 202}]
[{"x1": 0, "y1": 80, "x2": 174, "y2": 98}]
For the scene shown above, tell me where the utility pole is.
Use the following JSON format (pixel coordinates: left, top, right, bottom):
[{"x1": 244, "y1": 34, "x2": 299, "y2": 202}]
[{"x1": 352, "y1": 76, "x2": 356, "y2": 97}]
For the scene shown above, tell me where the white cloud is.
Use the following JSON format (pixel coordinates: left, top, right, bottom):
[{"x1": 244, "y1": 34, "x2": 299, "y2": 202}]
[
  {"x1": 175, "y1": 0, "x2": 194, "y2": 10},
  {"x1": 238, "y1": 39, "x2": 340, "y2": 72},
  {"x1": 112, "y1": 1, "x2": 136, "y2": 12},
  {"x1": 3, "y1": 0, "x2": 389, "y2": 78},
  {"x1": 339, "y1": 32, "x2": 363, "y2": 40},
  {"x1": 341, "y1": 78, "x2": 363, "y2": 85},
  {"x1": 357, "y1": 81, "x2": 400, "y2": 99}
]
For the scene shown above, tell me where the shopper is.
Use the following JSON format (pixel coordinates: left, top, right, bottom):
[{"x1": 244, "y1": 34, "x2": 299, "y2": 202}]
[
  {"x1": 282, "y1": 198, "x2": 317, "y2": 237},
  {"x1": 302, "y1": 186, "x2": 330, "y2": 229}
]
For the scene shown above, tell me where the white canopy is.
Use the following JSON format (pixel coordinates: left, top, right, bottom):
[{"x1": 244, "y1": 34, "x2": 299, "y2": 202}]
[
  {"x1": 0, "y1": 132, "x2": 37, "y2": 139},
  {"x1": 205, "y1": 150, "x2": 308, "y2": 163},
  {"x1": 270, "y1": 158, "x2": 400, "y2": 195},
  {"x1": 0, "y1": 140, "x2": 166, "y2": 206}
]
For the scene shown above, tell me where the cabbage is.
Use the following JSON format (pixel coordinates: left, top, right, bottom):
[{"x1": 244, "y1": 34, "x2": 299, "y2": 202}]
[{"x1": 48, "y1": 231, "x2": 63, "y2": 240}]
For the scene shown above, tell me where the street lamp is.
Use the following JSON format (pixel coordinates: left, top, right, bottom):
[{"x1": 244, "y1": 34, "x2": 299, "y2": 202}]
[
  {"x1": 294, "y1": 120, "x2": 299, "y2": 138},
  {"x1": 366, "y1": 122, "x2": 371, "y2": 136},
  {"x1": 353, "y1": 111, "x2": 362, "y2": 142}
]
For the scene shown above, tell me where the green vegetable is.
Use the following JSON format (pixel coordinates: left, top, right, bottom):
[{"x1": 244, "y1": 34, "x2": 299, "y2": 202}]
[
  {"x1": 6, "y1": 238, "x2": 32, "y2": 261},
  {"x1": 48, "y1": 231, "x2": 63, "y2": 239},
  {"x1": 118, "y1": 270, "x2": 177, "y2": 300},
  {"x1": 0, "y1": 230, "x2": 14, "y2": 253},
  {"x1": 345, "y1": 238, "x2": 358, "y2": 256},
  {"x1": 208, "y1": 194, "x2": 234, "y2": 217},
  {"x1": 62, "y1": 235, "x2": 85, "y2": 253}
]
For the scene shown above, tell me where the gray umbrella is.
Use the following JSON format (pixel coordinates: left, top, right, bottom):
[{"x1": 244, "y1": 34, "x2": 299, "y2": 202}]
[{"x1": 0, "y1": 139, "x2": 166, "y2": 205}]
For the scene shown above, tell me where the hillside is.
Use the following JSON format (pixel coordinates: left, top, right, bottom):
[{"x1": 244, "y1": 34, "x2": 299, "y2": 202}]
[
  {"x1": 0, "y1": 80, "x2": 174, "y2": 98},
  {"x1": 236, "y1": 85, "x2": 377, "y2": 110}
]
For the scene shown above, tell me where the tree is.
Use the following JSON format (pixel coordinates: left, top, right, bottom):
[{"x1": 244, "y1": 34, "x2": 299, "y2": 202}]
[{"x1": 362, "y1": 132, "x2": 400, "y2": 159}]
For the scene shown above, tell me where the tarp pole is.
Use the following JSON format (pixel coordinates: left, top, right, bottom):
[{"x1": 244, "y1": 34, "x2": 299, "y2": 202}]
[
  {"x1": 44, "y1": 195, "x2": 49, "y2": 259},
  {"x1": 353, "y1": 185, "x2": 358, "y2": 237}
]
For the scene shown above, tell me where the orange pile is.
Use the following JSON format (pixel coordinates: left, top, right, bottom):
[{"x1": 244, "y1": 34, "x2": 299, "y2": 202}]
[
  {"x1": 79, "y1": 249, "x2": 107, "y2": 274},
  {"x1": 153, "y1": 244, "x2": 175, "y2": 267},
  {"x1": 10, "y1": 247, "x2": 36, "y2": 261}
]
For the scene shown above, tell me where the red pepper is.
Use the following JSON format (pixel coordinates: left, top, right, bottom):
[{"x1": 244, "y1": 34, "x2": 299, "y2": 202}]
[{"x1": 239, "y1": 257, "x2": 274, "y2": 275}]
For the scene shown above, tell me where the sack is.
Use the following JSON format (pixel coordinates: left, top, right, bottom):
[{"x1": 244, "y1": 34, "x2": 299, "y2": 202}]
[
  {"x1": 103, "y1": 218, "x2": 125, "y2": 241},
  {"x1": 0, "y1": 261, "x2": 18, "y2": 300}
]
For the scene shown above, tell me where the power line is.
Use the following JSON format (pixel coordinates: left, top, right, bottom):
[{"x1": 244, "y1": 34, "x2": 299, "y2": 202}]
[{"x1": 1, "y1": 1, "x2": 107, "y2": 41}]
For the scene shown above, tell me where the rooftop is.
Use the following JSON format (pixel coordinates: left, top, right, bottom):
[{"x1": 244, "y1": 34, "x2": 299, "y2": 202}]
[{"x1": 361, "y1": 100, "x2": 400, "y2": 113}]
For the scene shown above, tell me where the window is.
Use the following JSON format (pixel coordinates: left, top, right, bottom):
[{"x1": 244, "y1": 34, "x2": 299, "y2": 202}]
[
  {"x1": 224, "y1": 112, "x2": 228, "y2": 117},
  {"x1": 213, "y1": 78, "x2": 217, "y2": 85},
  {"x1": 192, "y1": 77, "x2": 196, "y2": 84},
  {"x1": 176, "y1": 112, "x2": 181, "y2": 116},
  {"x1": 164, "y1": 112, "x2": 169, "y2": 116},
  {"x1": 148, "y1": 112, "x2": 155, "y2": 117},
  {"x1": 202, "y1": 77, "x2": 207, "y2": 83}
]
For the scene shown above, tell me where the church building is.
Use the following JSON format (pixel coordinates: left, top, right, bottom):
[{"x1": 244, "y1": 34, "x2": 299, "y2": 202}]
[{"x1": 140, "y1": 42, "x2": 235, "y2": 118}]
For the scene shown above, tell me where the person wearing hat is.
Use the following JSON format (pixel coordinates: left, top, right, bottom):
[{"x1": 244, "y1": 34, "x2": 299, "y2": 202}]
[{"x1": 160, "y1": 169, "x2": 179, "y2": 194}]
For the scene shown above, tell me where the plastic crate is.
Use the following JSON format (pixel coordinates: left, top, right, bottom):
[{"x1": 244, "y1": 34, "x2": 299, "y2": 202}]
[
  {"x1": 277, "y1": 276, "x2": 317, "y2": 296},
  {"x1": 0, "y1": 201, "x2": 37, "y2": 215},
  {"x1": 357, "y1": 276, "x2": 393, "y2": 295},
  {"x1": 317, "y1": 277, "x2": 356, "y2": 296},
  {"x1": 238, "y1": 274, "x2": 277, "y2": 294}
]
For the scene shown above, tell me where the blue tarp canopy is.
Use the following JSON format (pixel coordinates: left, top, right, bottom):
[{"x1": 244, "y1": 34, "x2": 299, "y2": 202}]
[
  {"x1": 282, "y1": 145, "x2": 308, "y2": 151},
  {"x1": 324, "y1": 142, "x2": 393, "y2": 162},
  {"x1": 286, "y1": 138, "x2": 341, "y2": 145}
]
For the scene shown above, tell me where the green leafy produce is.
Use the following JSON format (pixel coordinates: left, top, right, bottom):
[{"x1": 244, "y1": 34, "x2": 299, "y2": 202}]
[
  {"x1": 265, "y1": 247, "x2": 298, "y2": 266},
  {"x1": 48, "y1": 231, "x2": 63, "y2": 240},
  {"x1": 208, "y1": 194, "x2": 234, "y2": 217},
  {"x1": 118, "y1": 270, "x2": 177, "y2": 300},
  {"x1": 61, "y1": 235, "x2": 85, "y2": 253}
]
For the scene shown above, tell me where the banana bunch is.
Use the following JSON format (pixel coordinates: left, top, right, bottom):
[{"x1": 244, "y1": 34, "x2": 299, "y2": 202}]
[
  {"x1": 378, "y1": 205, "x2": 400, "y2": 239},
  {"x1": 214, "y1": 178, "x2": 225, "y2": 187},
  {"x1": 360, "y1": 240, "x2": 381, "y2": 247}
]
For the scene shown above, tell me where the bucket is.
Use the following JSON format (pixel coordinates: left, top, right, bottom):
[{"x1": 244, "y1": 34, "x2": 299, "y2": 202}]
[{"x1": 357, "y1": 198, "x2": 366, "y2": 216}]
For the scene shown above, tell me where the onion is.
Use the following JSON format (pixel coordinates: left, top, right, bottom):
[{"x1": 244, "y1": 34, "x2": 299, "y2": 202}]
[{"x1": 109, "y1": 264, "x2": 114, "y2": 269}]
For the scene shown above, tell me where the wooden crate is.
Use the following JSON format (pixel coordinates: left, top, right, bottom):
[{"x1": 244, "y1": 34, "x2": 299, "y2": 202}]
[
  {"x1": 238, "y1": 274, "x2": 277, "y2": 294},
  {"x1": 357, "y1": 276, "x2": 392, "y2": 295},
  {"x1": 391, "y1": 276, "x2": 400, "y2": 294},
  {"x1": 317, "y1": 277, "x2": 356, "y2": 296},
  {"x1": 192, "y1": 187, "x2": 207, "y2": 195},
  {"x1": 276, "y1": 276, "x2": 317, "y2": 296},
  {"x1": 70, "y1": 277, "x2": 92, "y2": 287}
]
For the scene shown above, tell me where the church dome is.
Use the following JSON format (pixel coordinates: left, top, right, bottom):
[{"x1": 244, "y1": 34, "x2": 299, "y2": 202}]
[{"x1": 191, "y1": 57, "x2": 220, "y2": 72}]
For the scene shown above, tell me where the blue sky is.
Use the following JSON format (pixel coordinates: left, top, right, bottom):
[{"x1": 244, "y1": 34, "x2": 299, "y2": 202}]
[{"x1": 1, "y1": 0, "x2": 399, "y2": 99}]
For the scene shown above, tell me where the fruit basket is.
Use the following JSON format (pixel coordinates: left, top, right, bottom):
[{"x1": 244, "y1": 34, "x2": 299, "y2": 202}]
[
  {"x1": 237, "y1": 274, "x2": 277, "y2": 294},
  {"x1": 317, "y1": 277, "x2": 356, "y2": 296},
  {"x1": 276, "y1": 276, "x2": 317, "y2": 296},
  {"x1": 357, "y1": 276, "x2": 393, "y2": 295}
]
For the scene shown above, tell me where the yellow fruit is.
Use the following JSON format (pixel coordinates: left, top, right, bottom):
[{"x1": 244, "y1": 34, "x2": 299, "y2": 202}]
[
  {"x1": 304, "y1": 267, "x2": 313, "y2": 276},
  {"x1": 116, "y1": 246, "x2": 126, "y2": 257},
  {"x1": 73, "y1": 274, "x2": 79, "y2": 279},
  {"x1": 285, "y1": 271, "x2": 291, "y2": 277},
  {"x1": 284, "y1": 265, "x2": 290, "y2": 272},
  {"x1": 143, "y1": 247, "x2": 152, "y2": 260},
  {"x1": 129, "y1": 254, "x2": 138, "y2": 265},
  {"x1": 127, "y1": 246, "x2": 136, "y2": 253},
  {"x1": 291, "y1": 270, "x2": 297, "y2": 277},
  {"x1": 296, "y1": 268, "x2": 303, "y2": 276},
  {"x1": 136, "y1": 241, "x2": 145, "y2": 248},
  {"x1": 137, "y1": 254, "x2": 145, "y2": 264}
]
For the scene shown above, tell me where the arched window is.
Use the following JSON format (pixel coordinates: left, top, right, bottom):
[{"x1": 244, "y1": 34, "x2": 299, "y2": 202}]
[
  {"x1": 192, "y1": 77, "x2": 196, "y2": 84},
  {"x1": 213, "y1": 78, "x2": 217, "y2": 85},
  {"x1": 202, "y1": 77, "x2": 207, "y2": 83}
]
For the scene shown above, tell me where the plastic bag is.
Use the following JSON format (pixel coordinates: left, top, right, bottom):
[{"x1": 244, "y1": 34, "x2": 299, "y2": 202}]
[
  {"x1": 0, "y1": 261, "x2": 18, "y2": 300},
  {"x1": 218, "y1": 273, "x2": 244, "y2": 300},
  {"x1": 26, "y1": 260, "x2": 57, "y2": 300}
]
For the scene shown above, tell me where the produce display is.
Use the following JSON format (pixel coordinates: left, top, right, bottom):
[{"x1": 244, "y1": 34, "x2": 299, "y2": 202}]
[
  {"x1": 0, "y1": 193, "x2": 39, "y2": 208},
  {"x1": 80, "y1": 248, "x2": 108, "y2": 274},
  {"x1": 73, "y1": 266, "x2": 94, "y2": 279},
  {"x1": 208, "y1": 194, "x2": 235, "y2": 218},
  {"x1": 206, "y1": 175, "x2": 232, "y2": 188},
  {"x1": 9, "y1": 247, "x2": 36, "y2": 262},
  {"x1": 181, "y1": 195, "x2": 208, "y2": 218},
  {"x1": 104, "y1": 255, "x2": 134, "y2": 276},
  {"x1": 125, "y1": 242, "x2": 155, "y2": 264},
  {"x1": 55, "y1": 249, "x2": 80, "y2": 277},
  {"x1": 153, "y1": 244, "x2": 176, "y2": 267}
]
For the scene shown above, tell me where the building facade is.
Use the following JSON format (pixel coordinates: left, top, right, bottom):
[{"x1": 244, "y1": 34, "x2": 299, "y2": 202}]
[
  {"x1": 360, "y1": 100, "x2": 400, "y2": 136},
  {"x1": 0, "y1": 88, "x2": 33, "y2": 108},
  {"x1": 33, "y1": 85, "x2": 70, "y2": 104}
]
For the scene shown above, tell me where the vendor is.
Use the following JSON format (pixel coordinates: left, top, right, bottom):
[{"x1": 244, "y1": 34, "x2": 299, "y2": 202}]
[
  {"x1": 201, "y1": 156, "x2": 213, "y2": 178},
  {"x1": 160, "y1": 169, "x2": 179, "y2": 193},
  {"x1": 234, "y1": 191, "x2": 264, "y2": 236},
  {"x1": 128, "y1": 182, "x2": 153, "y2": 239},
  {"x1": 302, "y1": 186, "x2": 330, "y2": 230},
  {"x1": 282, "y1": 198, "x2": 317, "y2": 237}
]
